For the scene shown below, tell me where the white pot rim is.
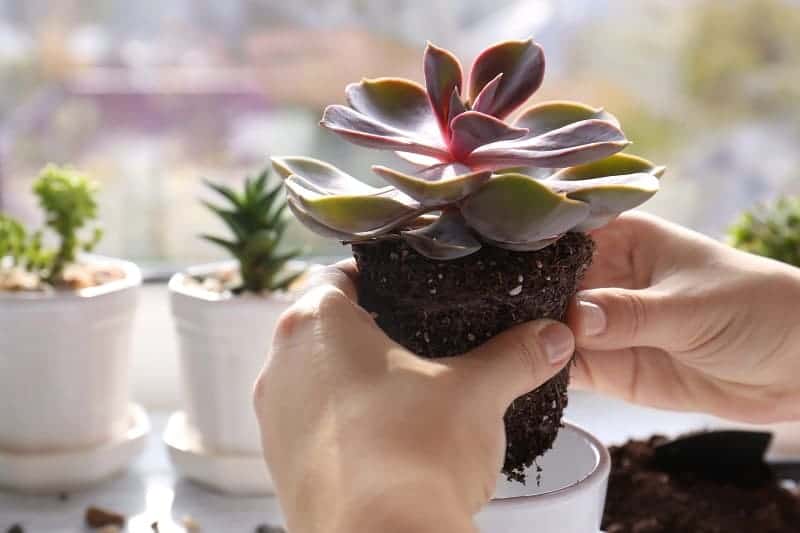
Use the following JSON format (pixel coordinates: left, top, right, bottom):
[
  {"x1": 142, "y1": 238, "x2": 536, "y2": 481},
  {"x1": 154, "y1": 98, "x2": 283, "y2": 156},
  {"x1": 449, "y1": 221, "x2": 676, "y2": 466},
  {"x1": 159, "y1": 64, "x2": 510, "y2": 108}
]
[
  {"x1": 0, "y1": 255, "x2": 141, "y2": 302},
  {"x1": 168, "y1": 259, "x2": 308, "y2": 304},
  {"x1": 489, "y1": 420, "x2": 610, "y2": 506}
]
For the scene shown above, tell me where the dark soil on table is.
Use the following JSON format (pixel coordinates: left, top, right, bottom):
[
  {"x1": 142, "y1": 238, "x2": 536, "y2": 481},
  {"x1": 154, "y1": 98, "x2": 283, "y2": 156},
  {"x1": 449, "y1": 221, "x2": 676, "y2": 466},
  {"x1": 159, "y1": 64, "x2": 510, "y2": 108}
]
[
  {"x1": 352, "y1": 232, "x2": 594, "y2": 482},
  {"x1": 603, "y1": 436, "x2": 800, "y2": 533}
]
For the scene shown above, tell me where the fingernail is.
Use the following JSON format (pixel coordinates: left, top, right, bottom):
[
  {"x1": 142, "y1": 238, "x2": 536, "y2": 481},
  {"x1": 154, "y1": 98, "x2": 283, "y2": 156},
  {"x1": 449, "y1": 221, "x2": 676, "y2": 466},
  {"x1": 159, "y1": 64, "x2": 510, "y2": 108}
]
[
  {"x1": 539, "y1": 322, "x2": 574, "y2": 365},
  {"x1": 576, "y1": 299, "x2": 606, "y2": 336}
]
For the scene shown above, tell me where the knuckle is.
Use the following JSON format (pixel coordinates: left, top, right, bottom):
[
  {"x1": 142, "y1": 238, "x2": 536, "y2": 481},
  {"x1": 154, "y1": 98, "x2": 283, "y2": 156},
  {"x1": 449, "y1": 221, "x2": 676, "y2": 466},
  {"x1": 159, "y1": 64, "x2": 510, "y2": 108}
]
[
  {"x1": 252, "y1": 368, "x2": 270, "y2": 413},
  {"x1": 510, "y1": 333, "x2": 544, "y2": 380},
  {"x1": 313, "y1": 286, "x2": 351, "y2": 320},
  {"x1": 273, "y1": 305, "x2": 310, "y2": 341},
  {"x1": 617, "y1": 290, "x2": 648, "y2": 341}
]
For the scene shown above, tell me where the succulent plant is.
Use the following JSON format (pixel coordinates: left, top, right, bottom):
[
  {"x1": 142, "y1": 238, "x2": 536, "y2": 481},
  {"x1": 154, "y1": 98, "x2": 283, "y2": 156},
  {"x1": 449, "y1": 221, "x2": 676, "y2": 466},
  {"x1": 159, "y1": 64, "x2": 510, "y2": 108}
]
[
  {"x1": 0, "y1": 213, "x2": 51, "y2": 277},
  {"x1": 729, "y1": 195, "x2": 800, "y2": 267},
  {"x1": 202, "y1": 167, "x2": 304, "y2": 294},
  {"x1": 272, "y1": 39, "x2": 664, "y2": 259}
]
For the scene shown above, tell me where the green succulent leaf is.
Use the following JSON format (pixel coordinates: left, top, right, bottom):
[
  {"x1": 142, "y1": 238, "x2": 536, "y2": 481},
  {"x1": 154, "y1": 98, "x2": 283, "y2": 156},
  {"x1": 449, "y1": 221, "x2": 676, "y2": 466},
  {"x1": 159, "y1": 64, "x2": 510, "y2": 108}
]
[
  {"x1": 271, "y1": 156, "x2": 382, "y2": 194},
  {"x1": 448, "y1": 111, "x2": 528, "y2": 161},
  {"x1": 424, "y1": 43, "x2": 464, "y2": 137},
  {"x1": 286, "y1": 199, "x2": 355, "y2": 240},
  {"x1": 468, "y1": 119, "x2": 629, "y2": 169},
  {"x1": 372, "y1": 163, "x2": 491, "y2": 205},
  {"x1": 402, "y1": 209, "x2": 482, "y2": 259},
  {"x1": 514, "y1": 100, "x2": 620, "y2": 138},
  {"x1": 346, "y1": 78, "x2": 440, "y2": 139},
  {"x1": 467, "y1": 38, "x2": 545, "y2": 118},
  {"x1": 285, "y1": 176, "x2": 420, "y2": 235},
  {"x1": 320, "y1": 104, "x2": 449, "y2": 158},
  {"x1": 461, "y1": 173, "x2": 589, "y2": 243},
  {"x1": 549, "y1": 152, "x2": 666, "y2": 181}
]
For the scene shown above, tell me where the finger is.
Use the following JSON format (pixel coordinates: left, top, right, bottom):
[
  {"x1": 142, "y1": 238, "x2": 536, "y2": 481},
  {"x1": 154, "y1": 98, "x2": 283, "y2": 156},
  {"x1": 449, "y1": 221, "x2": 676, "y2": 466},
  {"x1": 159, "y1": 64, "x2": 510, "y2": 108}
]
[
  {"x1": 448, "y1": 320, "x2": 575, "y2": 413},
  {"x1": 302, "y1": 262, "x2": 358, "y2": 302},
  {"x1": 570, "y1": 347, "x2": 698, "y2": 412},
  {"x1": 568, "y1": 287, "x2": 681, "y2": 352}
]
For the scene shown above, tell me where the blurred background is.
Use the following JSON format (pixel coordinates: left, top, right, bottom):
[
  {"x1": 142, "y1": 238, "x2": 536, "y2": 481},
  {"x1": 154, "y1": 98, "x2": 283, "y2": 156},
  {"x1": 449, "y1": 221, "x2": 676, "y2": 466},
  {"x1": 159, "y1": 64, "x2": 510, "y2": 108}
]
[
  {"x1": 2, "y1": 0, "x2": 800, "y2": 408},
  {"x1": 2, "y1": 0, "x2": 800, "y2": 268}
]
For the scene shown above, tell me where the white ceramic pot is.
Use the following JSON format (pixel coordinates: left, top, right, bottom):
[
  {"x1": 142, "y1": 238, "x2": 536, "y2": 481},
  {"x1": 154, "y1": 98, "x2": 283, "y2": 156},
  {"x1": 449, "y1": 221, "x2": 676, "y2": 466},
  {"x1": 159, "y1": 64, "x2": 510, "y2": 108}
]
[
  {"x1": 476, "y1": 421, "x2": 610, "y2": 533},
  {"x1": 169, "y1": 261, "x2": 302, "y2": 455},
  {"x1": 0, "y1": 257, "x2": 141, "y2": 452}
]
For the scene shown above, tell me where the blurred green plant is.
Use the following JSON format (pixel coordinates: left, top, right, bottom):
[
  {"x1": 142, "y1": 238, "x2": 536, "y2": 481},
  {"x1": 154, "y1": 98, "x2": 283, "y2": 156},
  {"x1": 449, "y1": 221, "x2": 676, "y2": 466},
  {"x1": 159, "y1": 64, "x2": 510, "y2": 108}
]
[
  {"x1": 683, "y1": 0, "x2": 800, "y2": 117},
  {"x1": 202, "y1": 167, "x2": 304, "y2": 294},
  {"x1": 33, "y1": 164, "x2": 103, "y2": 283},
  {"x1": 729, "y1": 195, "x2": 800, "y2": 267},
  {"x1": 0, "y1": 214, "x2": 52, "y2": 276},
  {"x1": 1, "y1": 165, "x2": 102, "y2": 287}
]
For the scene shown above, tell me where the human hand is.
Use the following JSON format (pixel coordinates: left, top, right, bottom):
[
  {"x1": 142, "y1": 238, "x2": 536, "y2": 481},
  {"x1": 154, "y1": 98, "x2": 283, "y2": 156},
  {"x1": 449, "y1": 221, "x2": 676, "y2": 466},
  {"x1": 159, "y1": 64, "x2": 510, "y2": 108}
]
[
  {"x1": 568, "y1": 212, "x2": 800, "y2": 423},
  {"x1": 254, "y1": 261, "x2": 575, "y2": 533}
]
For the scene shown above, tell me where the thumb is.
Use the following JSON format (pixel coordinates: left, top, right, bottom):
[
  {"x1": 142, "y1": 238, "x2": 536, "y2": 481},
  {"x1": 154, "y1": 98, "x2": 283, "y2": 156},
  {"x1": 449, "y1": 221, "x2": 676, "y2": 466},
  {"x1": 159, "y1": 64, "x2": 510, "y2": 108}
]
[
  {"x1": 569, "y1": 287, "x2": 678, "y2": 351},
  {"x1": 447, "y1": 320, "x2": 575, "y2": 414}
]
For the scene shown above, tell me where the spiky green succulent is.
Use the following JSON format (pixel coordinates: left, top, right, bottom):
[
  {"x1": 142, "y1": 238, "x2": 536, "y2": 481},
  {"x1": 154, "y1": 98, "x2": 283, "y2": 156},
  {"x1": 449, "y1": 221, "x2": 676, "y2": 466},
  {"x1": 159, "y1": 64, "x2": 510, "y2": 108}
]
[
  {"x1": 729, "y1": 195, "x2": 800, "y2": 267},
  {"x1": 273, "y1": 39, "x2": 664, "y2": 259},
  {"x1": 202, "y1": 168, "x2": 304, "y2": 294}
]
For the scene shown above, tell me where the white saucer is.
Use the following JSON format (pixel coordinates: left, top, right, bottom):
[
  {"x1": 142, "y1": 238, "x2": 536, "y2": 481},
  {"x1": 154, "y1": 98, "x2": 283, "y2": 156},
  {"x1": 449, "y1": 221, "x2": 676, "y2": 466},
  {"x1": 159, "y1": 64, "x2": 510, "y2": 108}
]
[
  {"x1": 0, "y1": 403, "x2": 149, "y2": 493},
  {"x1": 164, "y1": 411, "x2": 274, "y2": 495}
]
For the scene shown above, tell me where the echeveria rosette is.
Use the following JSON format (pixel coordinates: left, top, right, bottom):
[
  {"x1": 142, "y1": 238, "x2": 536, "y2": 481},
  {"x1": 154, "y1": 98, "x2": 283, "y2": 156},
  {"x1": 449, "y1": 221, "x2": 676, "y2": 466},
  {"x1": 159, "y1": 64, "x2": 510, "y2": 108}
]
[{"x1": 273, "y1": 39, "x2": 664, "y2": 260}]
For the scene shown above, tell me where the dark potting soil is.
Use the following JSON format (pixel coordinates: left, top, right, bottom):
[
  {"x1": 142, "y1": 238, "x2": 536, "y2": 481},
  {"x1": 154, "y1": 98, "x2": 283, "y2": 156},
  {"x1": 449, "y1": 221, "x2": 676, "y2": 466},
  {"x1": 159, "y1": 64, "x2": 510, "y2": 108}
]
[
  {"x1": 352, "y1": 232, "x2": 594, "y2": 482},
  {"x1": 603, "y1": 436, "x2": 800, "y2": 533}
]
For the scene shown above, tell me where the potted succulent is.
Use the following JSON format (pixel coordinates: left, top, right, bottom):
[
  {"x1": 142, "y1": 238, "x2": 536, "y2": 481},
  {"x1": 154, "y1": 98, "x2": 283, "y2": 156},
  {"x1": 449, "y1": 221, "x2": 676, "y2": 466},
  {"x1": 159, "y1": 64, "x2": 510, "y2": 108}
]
[
  {"x1": 168, "y1": 166, "x2": 306, "y2": 491},
  {"x1": 273, "y1": 39, "x2": 664, "y2": 483},
  {"x1": 729, "y1": 195, "x2": 800, "y2": 267},
  {"x1": 0, "y1": 165, "x2": 143, "y2": 489}
]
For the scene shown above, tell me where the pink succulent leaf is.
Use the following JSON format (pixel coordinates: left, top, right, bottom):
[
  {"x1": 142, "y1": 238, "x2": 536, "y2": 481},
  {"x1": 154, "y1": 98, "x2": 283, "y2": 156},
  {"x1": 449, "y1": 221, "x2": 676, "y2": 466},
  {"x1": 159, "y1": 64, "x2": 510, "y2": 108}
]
[
  {"x1": 514, "y1": 100, "x2": 621, "y2": 138},
  {"x1": 394, "y1": 151, "x2": 445, "y2": 167},
  {"x1": 284, "y1": 175, "x2": 421, "y2": 236},
  {"x1": 402, "y1": 209, "x2": 482, "y2": 259},
  {"x1": 346, "y1": 78, "x2": 441, "y2": 140},
  {"x1": 447, "y1": 86, "x2": 468, "y2": 125},
  {"x1": 547, "y1": 153, "x2": 664, "y2": 230},
  {"x1": 271, "y1": 156, "x2": 382, "y2": 194},
  {"x1": 471, "y1": 73, "x2": 503, "y2": 115},
  {"x1": 372, "y1": 162, "x2": 491, "y2": 206},
  {"x1": 449, "y1": 110, "x2": 528, "y2": 161},
  {"x1": 424, "y1": 43, "x2": 464, "y2": 139},
  {"x1": 321, "y1": 105, "x2": 450, "y2": 158},
  {"x1": 467, "y1": 39, "x2": 545, "y2": 118},
  {"x1": 461, "y1": 173, "x2": 589, "y2": 243},
  {"x1": 467, "y1": 119, "x2": 629, "y2": 169}
]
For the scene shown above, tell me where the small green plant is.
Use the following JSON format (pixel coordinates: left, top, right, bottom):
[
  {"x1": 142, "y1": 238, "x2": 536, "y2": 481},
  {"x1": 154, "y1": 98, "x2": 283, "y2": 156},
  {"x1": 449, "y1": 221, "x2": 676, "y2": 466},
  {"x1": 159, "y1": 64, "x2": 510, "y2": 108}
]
[
  {"x1": 33, "y1": 164, "x2": 103, "y2": 283},
  {"x1": 0, "y1": 164, "x2": 101, "y2": 287},
  {"x1": 0, "y1": 214, "x2": 52, "y2": 276},
  {"x1": 202, "y1": 167, "x2": 304, "y2": 294},
  {"x1": 729, "y1": 195, "x2": 800, "y2": 267}
]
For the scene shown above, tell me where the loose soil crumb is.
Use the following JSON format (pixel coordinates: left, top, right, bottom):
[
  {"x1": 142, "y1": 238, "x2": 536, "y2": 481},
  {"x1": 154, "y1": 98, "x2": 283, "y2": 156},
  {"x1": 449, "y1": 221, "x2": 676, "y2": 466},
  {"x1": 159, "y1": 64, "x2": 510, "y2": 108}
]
[
  {"x1": 353, "y1": 233, "x2": 594, "y2": 482},
  {"x1": 85, "y1": 506, "x2": 125, "y2": 528},
  {"x1": 603, "y1": 436, "x2": 800, "y2": 533}
]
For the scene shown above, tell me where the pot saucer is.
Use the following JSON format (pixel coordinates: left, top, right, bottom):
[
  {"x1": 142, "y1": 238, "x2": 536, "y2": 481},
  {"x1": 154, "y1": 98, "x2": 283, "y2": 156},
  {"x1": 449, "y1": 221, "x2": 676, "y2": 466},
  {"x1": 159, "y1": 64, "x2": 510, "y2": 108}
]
[
  {"x1": 163, "y1": 411, "x2": 274, "y2": 495},
  {"x1": 0, "y1": 403, "x2": 149, "y2": 493}
]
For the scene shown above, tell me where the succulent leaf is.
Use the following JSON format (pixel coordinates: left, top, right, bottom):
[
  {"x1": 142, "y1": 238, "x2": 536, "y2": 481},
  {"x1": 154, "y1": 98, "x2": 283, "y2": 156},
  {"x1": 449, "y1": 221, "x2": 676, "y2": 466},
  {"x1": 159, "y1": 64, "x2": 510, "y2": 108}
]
[
  {"x1": 285, "y1": 176, "x2": 420, "y2": 235},
  {"x1": 372, "y1": 163, "x2": 491, "y2": 205},
  {"x1": 447, "y1": 86, "x2": 468, "y2": 125},
  {"x1": 468, "y1": 119, "x2": 629, "y2": 169},
  {"x1": 320, "y1": 105, "x2": 449, "y2": 158},
  {"x1": 549, "y1": 152, "x2": 666, "y2": 181},
  {"x1": 402, "y1": 209, "x2": 482, "y2": 259},
  {"x1": 271, "y1": 156, "x2": 383, "y2": 194},
  {"x1": 461, "y1": 173, "x2": 589, "y2": 243},
  {"x1": 346, "y1": 78, "x2": 440, "y2": 139},
  {"x1": 467, "y1": 39, "x2": 545, "y2": 118},
  {"x1": 483, "y1": 235, "x2": 561, "y2": 252},
  {"x1": 514, "y1": 100, "x2": 620, "y2": 138},
  {"x1": 471, "y1": 73, "x2": 503, "y2": 115},
  {"x1": 449, "y1": 111, "x2": 528, "y2": 161},
  {"x1": 424, "y1": 43, "x2": 464, "y2": 138},
  {"x1": 394, "y1": 151, "x2": 445, "y2": 167},
  {"x1": 287, "y1": 199, "x2": 355, "y2": 240}
]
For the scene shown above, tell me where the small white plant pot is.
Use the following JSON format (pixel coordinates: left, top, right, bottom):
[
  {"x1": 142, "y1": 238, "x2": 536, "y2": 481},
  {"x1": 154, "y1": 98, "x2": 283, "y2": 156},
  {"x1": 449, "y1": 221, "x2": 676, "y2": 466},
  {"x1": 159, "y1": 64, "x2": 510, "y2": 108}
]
[
  {"x1": 476, "y1": 421, "x2": 610, "y2": 533},
  {"x1": 169, "y1": 261, "x2": 302, "y2": 455},
  {"x1": 0, "y1": 257, "x2": 141, "y2": 452}
]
